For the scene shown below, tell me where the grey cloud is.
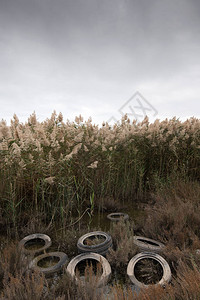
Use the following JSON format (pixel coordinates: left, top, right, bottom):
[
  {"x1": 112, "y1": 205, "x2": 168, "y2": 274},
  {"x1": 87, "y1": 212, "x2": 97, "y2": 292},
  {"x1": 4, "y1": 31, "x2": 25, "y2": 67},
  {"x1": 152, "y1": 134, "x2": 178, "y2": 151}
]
[{"x1": 0, "y1": 0, "x2": 199, "y2": 123}]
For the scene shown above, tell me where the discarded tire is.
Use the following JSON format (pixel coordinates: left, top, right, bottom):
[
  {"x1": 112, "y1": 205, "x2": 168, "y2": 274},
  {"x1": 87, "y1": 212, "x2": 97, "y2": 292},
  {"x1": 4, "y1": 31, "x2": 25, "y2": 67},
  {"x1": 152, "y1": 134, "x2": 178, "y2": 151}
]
[
  {"x1": 19, "y1": 233, "x2": 52, "y2": 254},
  {"x1": 133, "y1": 236, "x2": 165, "y2": 253},
  {"x1": 66, "y1": 252, "x2": 111, "y2": 287},
  {"x1": 29, "y1": 252, "x2": 68, "y2": 276},
  {"x1": 77, "y1": 231, "x2": 112, "y2": 256},
  {"x1": 127, "y1": 252, "x2": 171, "y2": 288},
  {"x1": 107, "y1": 212, "x2": 129, "y2": 222}
]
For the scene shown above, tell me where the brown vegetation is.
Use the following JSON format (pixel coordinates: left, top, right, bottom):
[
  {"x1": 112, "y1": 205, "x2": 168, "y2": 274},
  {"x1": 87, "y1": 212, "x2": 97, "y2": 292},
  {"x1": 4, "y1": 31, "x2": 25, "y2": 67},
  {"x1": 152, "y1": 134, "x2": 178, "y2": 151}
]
[
  {"x1": 107, "y1": 220, "x2": 138, "y2": 269},
  {"x1": 0, "y1": 114, "x2": 200, "y2": 299}
]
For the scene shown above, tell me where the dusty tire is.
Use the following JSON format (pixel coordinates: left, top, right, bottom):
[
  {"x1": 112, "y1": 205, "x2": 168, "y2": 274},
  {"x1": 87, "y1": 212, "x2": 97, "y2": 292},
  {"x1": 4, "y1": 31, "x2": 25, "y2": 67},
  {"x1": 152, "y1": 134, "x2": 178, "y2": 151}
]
[
  {"x1": 29, "y1": 251, "x2": 68, "y2": 276},
  {"x1": 77, "y1": 231, "x2": 112, "y2": 255},
  {"x1": 107, "y1": 212, "x2": 129, "y2": 222},
  {"x1": 66, "y1": 252, "x2": 111, "y2": 287},
  {"x1": 127, "y1": 252, "x2": 171, "y2": 288},
  {"x1": 133, "y1": 236, "x2": 165, "y2": 253},
  {"x1": 19, "y1": 233, "x2": 52, "y2": 255}
]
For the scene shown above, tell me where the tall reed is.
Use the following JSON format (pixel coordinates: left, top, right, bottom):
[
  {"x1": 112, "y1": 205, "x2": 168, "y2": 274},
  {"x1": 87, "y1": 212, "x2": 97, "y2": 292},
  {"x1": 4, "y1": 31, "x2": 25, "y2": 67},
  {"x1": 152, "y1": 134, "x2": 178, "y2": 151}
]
[{"x1": 0, "y1": 113, "x2": 199, "y2": 227}]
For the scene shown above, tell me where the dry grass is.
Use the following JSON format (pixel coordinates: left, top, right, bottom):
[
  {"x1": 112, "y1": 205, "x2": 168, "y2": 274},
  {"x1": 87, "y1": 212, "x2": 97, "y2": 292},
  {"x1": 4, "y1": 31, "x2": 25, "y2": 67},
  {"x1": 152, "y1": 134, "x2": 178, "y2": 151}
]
[
  {"x1": 0, "y1": 241, "x2": 105, "y2": 299},
  {"x1": 84, "y1": 235, "x2": 106, "y2": 246},
  {"x1": 0, "y1": 241, "x2": 47, "y2": 299},
  {"x1": 1, "y1": 197, "x2": 200, "y2": 299},
  {"x1": 110, "y1": 263, "x2": 200, "y2": 300},
  {"x1": 53, "y1": 265, "x2": 105, "y2": 300},
  {"x1": 1, "y1": 271, "x2": 46, "y2": 300},
  {"x1": 141, "y1": 180, "x2": 200, "y2": 250},
  {"x1": 107, "y1": 220, "x2": 138, "y2": 269},
  {"x1": 0, "y1": 242, "x2": 26, "y2": 286},
  {"x1": 53, "y1": 227, "x2": 88, "y2": 257},
  {"x1": 134, "y1": 258, "x2": 163, "y2": 285}
]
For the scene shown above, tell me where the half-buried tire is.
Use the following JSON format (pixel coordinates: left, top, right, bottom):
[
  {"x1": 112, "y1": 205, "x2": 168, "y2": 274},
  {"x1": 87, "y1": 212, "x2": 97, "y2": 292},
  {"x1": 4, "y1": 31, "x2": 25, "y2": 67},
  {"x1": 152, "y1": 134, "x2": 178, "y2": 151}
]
[
  {"x1": 29, "y1": 251, "x2": 68, "y2": 276},
  {"x1": 19, "y1": 233, "x2": 52, "y2": 255},
  {"x1": 133, "y1": 236, "x2": 165, "y2": 253}
]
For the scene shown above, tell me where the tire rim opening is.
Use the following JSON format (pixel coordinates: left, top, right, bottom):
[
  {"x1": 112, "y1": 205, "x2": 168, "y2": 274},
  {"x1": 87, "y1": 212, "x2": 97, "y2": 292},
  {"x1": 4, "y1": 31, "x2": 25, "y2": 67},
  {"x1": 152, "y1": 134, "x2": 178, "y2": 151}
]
[
  {"x1": 108, "y1": 213, "x2": 128, "y2": 220},
  {"x1": 83, "y1": 235, "x2": 106, "y2": 246},
  {"x1": 134, "y1": 258, "x2": 163, "y2": 285},
  {"x1": 137, "y1": 239, "x2": 160, "y2": 247},
  {"x1": 75, "y1": 259, "x2": 103, "y2": 281},
  {"x1": 111, "y1": 214, "x2": 125, "y2": 218},
  {"x1": 37, "y1": 256, "x2": 60, "y2": 268},
  {"x1": 24, "y1": 238, "x2": 45, "y2": 250}
]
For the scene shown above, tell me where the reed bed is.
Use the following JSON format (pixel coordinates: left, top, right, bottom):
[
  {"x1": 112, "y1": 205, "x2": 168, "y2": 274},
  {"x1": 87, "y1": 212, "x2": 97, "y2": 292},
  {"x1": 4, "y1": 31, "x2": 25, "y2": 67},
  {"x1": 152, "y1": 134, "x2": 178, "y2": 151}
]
[{"x1": 0, "y1": 112, "x2": 199, "y2": 229}]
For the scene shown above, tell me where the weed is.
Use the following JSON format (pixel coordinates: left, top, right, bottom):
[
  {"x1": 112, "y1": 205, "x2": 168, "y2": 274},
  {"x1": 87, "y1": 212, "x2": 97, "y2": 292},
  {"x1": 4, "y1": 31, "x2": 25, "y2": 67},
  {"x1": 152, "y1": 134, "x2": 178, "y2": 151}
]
[{"x1": 107, "y1": 220, "x2": 137, "y2": 269}]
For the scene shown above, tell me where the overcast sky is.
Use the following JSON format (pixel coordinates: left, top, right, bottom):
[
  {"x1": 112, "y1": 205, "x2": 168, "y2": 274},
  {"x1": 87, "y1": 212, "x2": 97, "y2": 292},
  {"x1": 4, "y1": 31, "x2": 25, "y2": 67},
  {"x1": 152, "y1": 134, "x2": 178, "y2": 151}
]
[{"x1": 0, "y1": 0, "x2": 200, "y2": 125}]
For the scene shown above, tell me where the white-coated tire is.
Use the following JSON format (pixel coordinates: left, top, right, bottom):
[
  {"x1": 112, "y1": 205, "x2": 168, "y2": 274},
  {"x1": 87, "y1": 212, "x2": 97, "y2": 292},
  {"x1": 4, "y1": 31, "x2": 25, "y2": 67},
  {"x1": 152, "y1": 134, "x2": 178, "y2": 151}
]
[
  {"x1": 19, "y1": 233, "x2": 52, "y2": 254},
  {"x1": 29, "y1": 251, "x2": 68, "y2": 276},
  {"x1": 127, "y1": 252, "x2": 171, "y2": 288},
  {"x1": 66, "y1": 252, "x2": 111, "y2": 287},
  {"x1": 133, "y1": 236, "x2": 165, "y2": 253}
]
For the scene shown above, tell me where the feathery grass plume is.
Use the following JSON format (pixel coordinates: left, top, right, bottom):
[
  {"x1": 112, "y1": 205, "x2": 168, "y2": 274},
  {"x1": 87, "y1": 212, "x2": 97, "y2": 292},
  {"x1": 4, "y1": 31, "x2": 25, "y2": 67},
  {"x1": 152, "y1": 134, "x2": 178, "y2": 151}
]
[
  {"x1": 57, "y1": 112, "x2": 63, "y2": 123},
  {"x1": 11, "y1": 142, "x2": 21, "y2": 158},
  {"x1": 44, "y1": 176, "x2": 55, "y2": 185},
  {"x1": 0, "y1": 119, "x2": 12, "y2": 139},
  {"x1": 87, "y1": 161, "x2": 98, "y2": 169},
  {"x1": 28, "y1": 112, "x2": 37, "y2": 126},
  {"x1": 74, "y1": 132, "x2": 84, "y2": 143},
  {"x1": 0, "y1": 140, "x2": 9, "y2": 150},
  {"x1": 75, "y1": 114, "x2": 84, "y2": 124},
  {"x1": 84, "y1": 145, "x2": 89, "y2": 152}
]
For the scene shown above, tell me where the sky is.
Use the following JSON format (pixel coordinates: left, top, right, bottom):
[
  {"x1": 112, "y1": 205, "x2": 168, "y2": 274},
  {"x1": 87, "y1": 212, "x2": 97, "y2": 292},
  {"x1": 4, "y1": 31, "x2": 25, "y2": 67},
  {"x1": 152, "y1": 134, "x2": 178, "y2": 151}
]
[{"x1": 0, "y1": 0, "x2": 200, "y2": 125}]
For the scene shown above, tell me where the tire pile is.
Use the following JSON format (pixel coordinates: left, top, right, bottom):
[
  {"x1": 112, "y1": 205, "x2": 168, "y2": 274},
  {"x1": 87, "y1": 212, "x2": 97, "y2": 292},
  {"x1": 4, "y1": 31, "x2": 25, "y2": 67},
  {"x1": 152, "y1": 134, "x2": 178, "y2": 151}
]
[
  {"x1": 18, "y1": 212, "x2": 172, "y2": 289},
  {"x1": 77, "y1": 231, "x2": 112, "y2": 256},
  {"x1": 19, "y1": 233, "x2": 69, "y2": 276}
]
